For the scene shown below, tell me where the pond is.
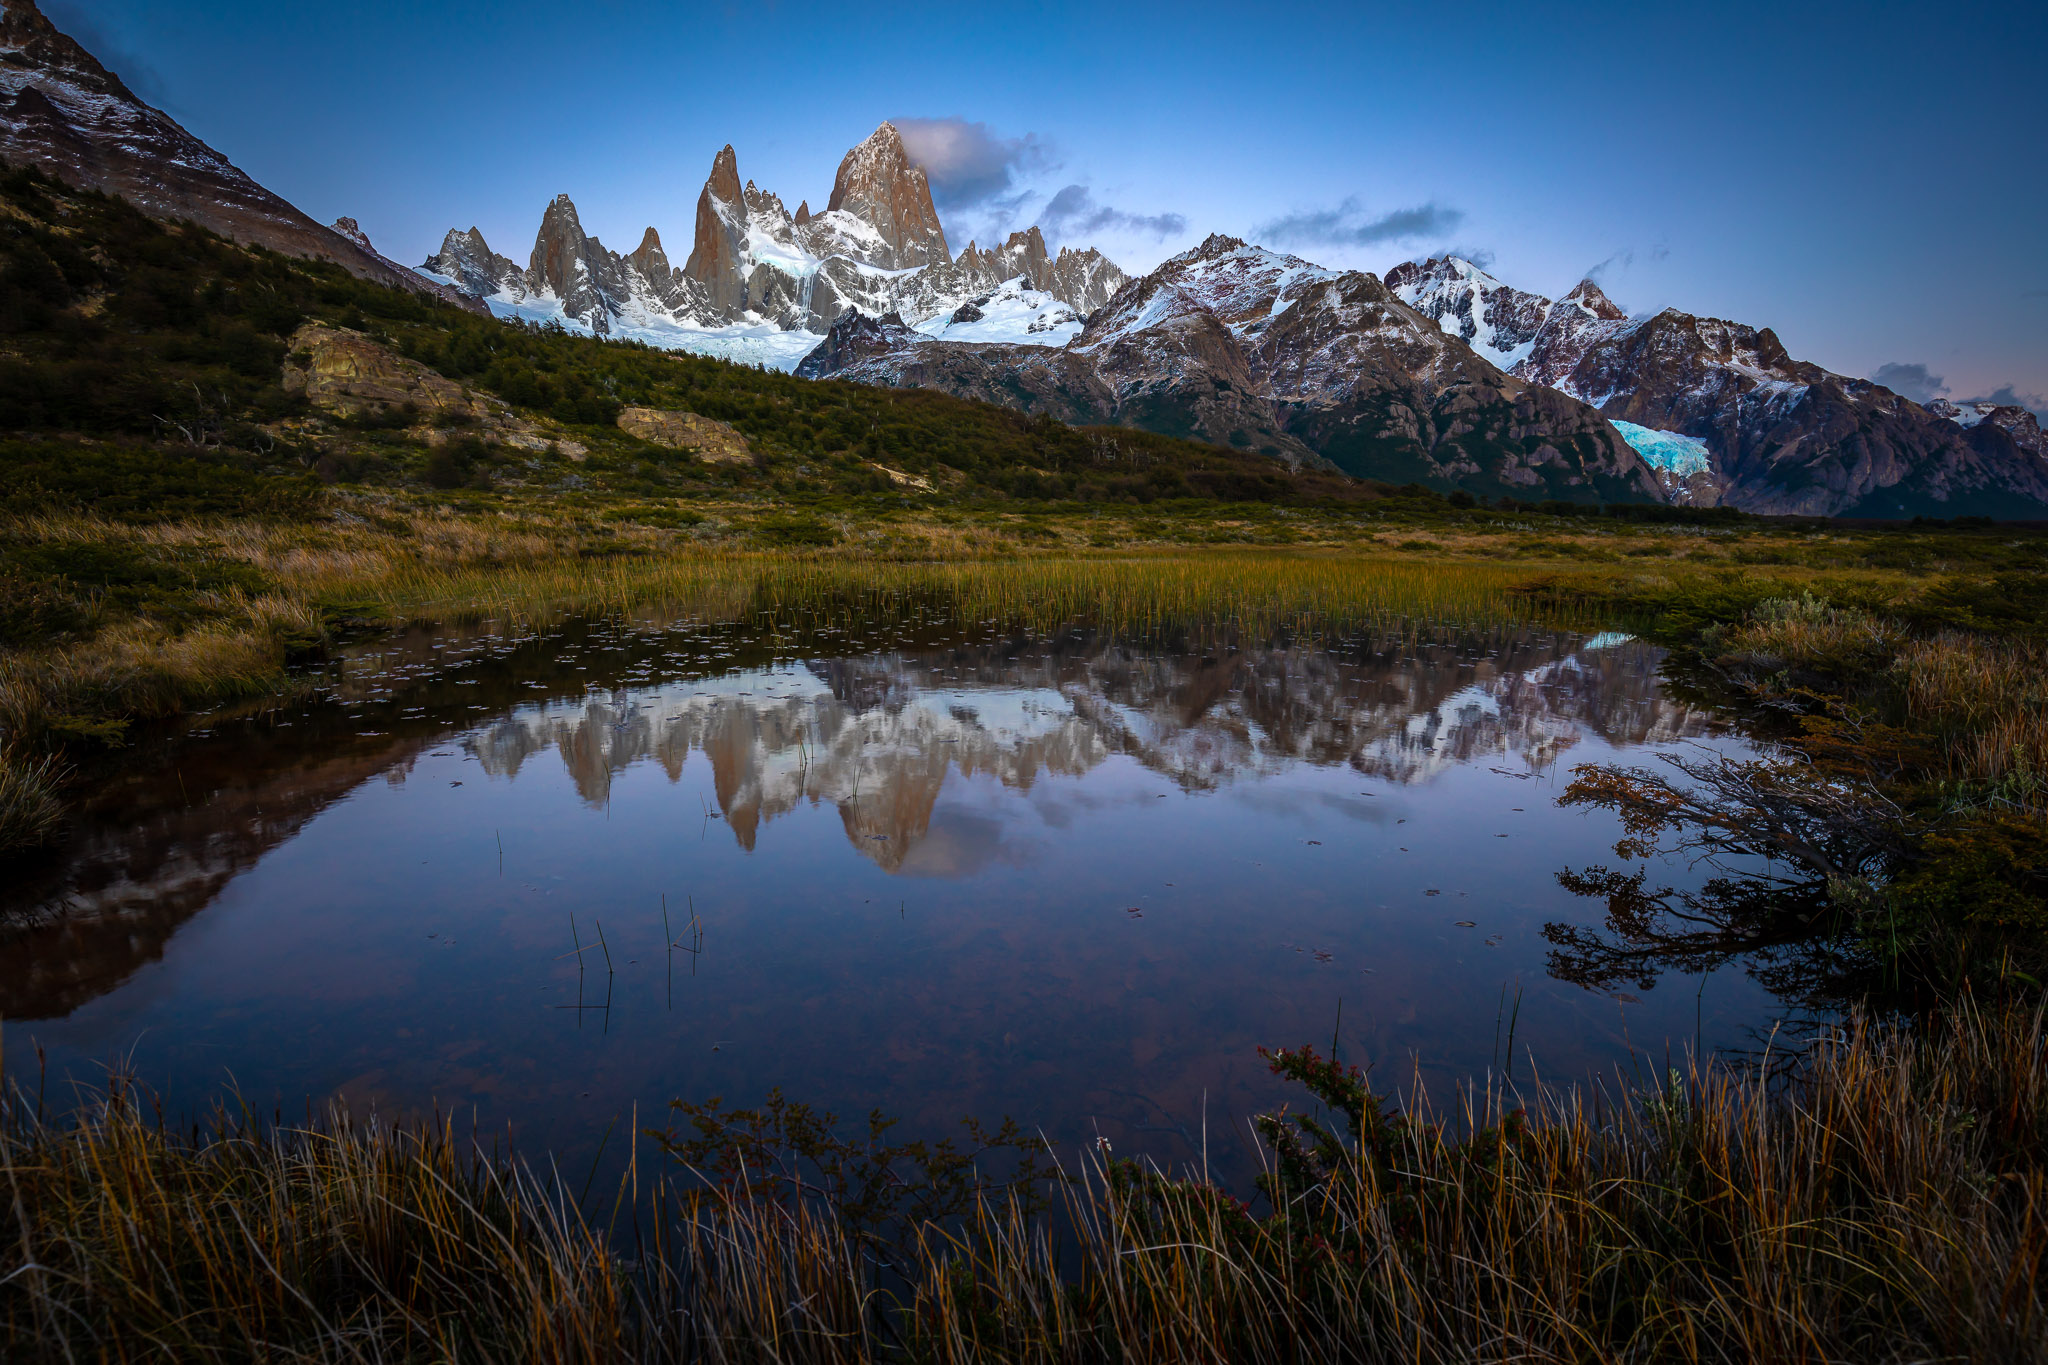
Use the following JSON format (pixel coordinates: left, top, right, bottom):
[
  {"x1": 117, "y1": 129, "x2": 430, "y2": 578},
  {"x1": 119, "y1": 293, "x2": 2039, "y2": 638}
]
[{"x1": 2, "y1": 577, "x2": 1787, "y2": 1181}]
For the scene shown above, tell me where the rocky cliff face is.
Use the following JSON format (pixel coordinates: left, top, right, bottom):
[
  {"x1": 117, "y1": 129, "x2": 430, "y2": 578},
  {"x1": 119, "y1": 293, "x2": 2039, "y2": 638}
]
[
  {"x1": 822, "y1": 122, "x2": 949, "y2": 270},
  {"x1": 802, "y1": 235, "x2": 1662, "y2": 502},
  {"x1": 420, "y1": 125, "x2": 1128, "y2": 358},
  {"x1": 1385, "y1": 254, "x2": 2048, "y2": 517},
  {"x1": 1386, "y1": 256, "x2": 1554, "y2": 370},
  {"x1": 1513, "y1": 289, "x2": 2048, "y2": 516},
  {"x1": 0, "y1": 0, "x2": 482, "y2": 312}
]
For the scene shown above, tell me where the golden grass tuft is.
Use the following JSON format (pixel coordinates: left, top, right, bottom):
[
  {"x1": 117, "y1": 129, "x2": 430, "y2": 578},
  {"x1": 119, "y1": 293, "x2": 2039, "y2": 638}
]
[
  {"x1": 1896, "y1": 631, "x2": 2048, "y2": 797},
  {"x1": 0, "y1": 746, "x2": 64, "y2": 854},
  {"x1": 4, "y1": 1002, "x2": 2045, "y2": 1362}
]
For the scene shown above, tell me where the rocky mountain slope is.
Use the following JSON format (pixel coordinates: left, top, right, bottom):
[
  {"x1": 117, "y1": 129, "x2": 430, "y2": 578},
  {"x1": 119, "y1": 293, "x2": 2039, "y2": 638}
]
[
  {"x1": 1392, "y1": 253, "x2": 2048, "y2": 516},
  {"x1": 420, "y1": 123, "x2": 1128, "y2": 369},
  {"x1": 0, "y1": 0, "x2": 479, "y2": 312},
  {"x1": 798, "y1": 235, "x2": 1664, "y2": 503}
]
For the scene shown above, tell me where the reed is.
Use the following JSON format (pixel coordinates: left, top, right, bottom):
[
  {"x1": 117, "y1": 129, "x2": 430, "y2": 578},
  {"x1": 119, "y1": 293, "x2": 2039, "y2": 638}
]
[
  {"x1": 4, "y1": 1001, "x2": 2043, "y2": 1362},
  {"x1": 0, "y1": 744, "x2": 62, "y2": 853}
]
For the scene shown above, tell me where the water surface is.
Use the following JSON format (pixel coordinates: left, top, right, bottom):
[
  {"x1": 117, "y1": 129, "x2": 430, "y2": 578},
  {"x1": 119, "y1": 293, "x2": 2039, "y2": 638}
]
[{"x1": 3, "y1": 603, "x2": 1780, "y2": 1178}]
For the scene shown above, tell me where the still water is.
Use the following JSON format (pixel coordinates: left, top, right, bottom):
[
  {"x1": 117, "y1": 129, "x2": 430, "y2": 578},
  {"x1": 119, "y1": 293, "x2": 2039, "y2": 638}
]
[{"x1": 3, "y1": 602, "x2": 1779, "y2": 1178}]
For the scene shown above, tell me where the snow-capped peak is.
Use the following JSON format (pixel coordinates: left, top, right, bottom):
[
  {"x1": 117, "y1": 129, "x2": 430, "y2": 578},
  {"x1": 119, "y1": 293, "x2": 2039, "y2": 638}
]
[{"x1": 1385, "y1": 254, "x2": 1553, "y2": 370}]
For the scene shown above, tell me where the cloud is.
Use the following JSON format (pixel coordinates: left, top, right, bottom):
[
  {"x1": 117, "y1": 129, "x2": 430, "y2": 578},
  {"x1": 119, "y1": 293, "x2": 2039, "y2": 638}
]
[
  {"x1": 1963, "y1": 384, "x2": 2048, "y2": 419},
  {"x1": 894, "y1": 118, "x2": 1050, "y2": 210},
  {"x1": 1253, "y1": 197, "x2": 1463, "y2": 249},
  {"x1": 1586, "y1": 249, "x2": 1633, "y2": 283},
  {"x1": 39, "y1": 1, "x2": 177, "y2": 110},
  {"x1": 1871, "y1": 362, "x2": 1949, "y2": 404},
  {"x1": 1037, "y1": 185, "x2": 1187, "y2": 243}
]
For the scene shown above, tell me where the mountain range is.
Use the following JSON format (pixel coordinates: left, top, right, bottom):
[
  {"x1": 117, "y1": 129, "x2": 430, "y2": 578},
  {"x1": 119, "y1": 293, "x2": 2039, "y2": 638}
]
[
  {"x1": 2, "y1": 0, "x2": 2043, "y2": 517},
  {"x1": 416, "y1": 126, "x2": 1128, "y2": 372}
]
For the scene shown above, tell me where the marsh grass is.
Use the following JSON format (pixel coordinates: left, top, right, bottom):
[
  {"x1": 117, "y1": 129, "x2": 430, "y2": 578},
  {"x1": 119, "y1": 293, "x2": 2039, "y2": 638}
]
[
  {"x1": 5, "y1": 1003, "x2": 2045, "y2": 1363},
  {"x1": 0, "y1": 745, "x2": 62, "y2": 853},
  {"x1": 1897, "y1": 632, "x2": 2048, "y2": 801}
]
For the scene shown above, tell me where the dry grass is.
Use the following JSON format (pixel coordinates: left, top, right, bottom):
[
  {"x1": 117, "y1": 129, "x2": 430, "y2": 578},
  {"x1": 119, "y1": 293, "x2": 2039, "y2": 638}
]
[
  {"x1": 0, "y1": 745, "x2": 62, "y2": 854},
  {"x1": 1897, "y1": 631, "x2": 2048, "y2": 798},
  {"x1": 4, "y1": 1002, "x2": 2044, "y2": 1362}
]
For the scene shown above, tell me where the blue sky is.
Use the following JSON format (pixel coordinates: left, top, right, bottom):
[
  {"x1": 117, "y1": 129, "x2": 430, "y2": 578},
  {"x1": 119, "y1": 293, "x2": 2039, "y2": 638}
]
[{"x1": 49, "y1": 0, "x2": 2048, "y2": 409}]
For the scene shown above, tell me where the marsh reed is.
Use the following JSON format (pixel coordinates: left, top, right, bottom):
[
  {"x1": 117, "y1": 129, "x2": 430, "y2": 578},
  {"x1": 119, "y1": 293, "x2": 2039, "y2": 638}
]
[{"x1": 5, "y1": 1001, "x2": 2043, "y2": 1362}]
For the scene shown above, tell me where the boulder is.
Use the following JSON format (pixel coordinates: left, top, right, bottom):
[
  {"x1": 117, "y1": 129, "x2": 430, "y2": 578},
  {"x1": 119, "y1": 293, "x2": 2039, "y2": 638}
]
[
  {"x1": 617, "y1": 407, "x2": 753, "y2": 464},
  {"x1": 282, "y1": 322, "x2": 491, "y2": 420}
]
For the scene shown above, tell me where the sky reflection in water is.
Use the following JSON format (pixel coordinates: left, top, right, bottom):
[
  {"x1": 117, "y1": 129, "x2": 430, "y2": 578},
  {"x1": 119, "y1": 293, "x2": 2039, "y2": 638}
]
[{"x1": 2, "y1": 615, "x2": 1775, "y2": 1179}]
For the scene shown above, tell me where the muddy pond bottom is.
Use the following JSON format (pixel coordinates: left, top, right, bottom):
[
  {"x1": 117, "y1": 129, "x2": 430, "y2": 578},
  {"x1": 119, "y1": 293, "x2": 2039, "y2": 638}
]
[{"x1": 5, "y1": 615, "x2": 1779, "y2": 1178}]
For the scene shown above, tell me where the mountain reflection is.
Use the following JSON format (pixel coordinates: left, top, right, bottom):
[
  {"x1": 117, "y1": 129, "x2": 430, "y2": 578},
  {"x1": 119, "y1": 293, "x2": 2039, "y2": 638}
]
[
  {"x1": 467, "y1": 629, "x2": 1710, "y2": 870},
  {"x1": 0, "y1": 621, "x2": 1713, "y2": 1019}
]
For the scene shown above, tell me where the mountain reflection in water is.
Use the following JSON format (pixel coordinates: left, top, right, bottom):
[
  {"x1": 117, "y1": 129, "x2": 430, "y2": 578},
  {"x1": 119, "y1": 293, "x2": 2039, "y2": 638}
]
[
  {"x1": 470, "y1": 629, "x2": 1708, "y2": 873},
  {"x1": 2, "y1": 615, "x2": 1764, "y2": 1176}
]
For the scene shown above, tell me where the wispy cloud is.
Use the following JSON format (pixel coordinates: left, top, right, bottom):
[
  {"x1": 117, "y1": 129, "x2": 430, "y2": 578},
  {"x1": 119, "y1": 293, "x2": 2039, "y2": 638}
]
[
  {"x1": 1871, "y1": 362, "x2": 1949, "y2": 404},
  {"x1": 1038, "y1": 185, "x2": 1186, "y2": 243},
  {"x1": 1254, "y1": 197, "x2": 1463, "y2": 249},
  {"x1": 1965, "y1": 383, "x2": 2048, "y2": 419},
  {"x1": 894, "y1": 118, "x2": 1051, "y2": 210}
]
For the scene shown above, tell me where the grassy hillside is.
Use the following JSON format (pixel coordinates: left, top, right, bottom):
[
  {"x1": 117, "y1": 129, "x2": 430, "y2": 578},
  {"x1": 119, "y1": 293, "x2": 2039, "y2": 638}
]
[{"x1": 0, "y1": 160, "x2": 1383, "y2": 511}]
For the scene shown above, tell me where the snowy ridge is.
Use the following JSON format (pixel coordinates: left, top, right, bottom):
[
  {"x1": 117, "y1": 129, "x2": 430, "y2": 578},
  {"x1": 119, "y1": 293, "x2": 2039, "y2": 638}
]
[
  {"x1": 1386, "y1": 256, "x2": 1552, "y2": 370},
  {"x1": 419, "y1": 124, "x2": 1125, "y2": 369},
  {"x1": 914, "y1": 277, "x2": 1084, "y2": 345}
]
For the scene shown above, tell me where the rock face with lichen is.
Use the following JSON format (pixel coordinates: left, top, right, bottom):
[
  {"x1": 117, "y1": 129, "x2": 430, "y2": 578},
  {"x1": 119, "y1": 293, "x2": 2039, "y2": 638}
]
[
  {"x1": 616, "y1": 408, "x2": 753, "y2": 464},
  {"x1": 283, "y1": 323, "x2": 492, "y2": 420},
  {"x1": 282, "y1": 324, "x2": 587, "y2": 458}
]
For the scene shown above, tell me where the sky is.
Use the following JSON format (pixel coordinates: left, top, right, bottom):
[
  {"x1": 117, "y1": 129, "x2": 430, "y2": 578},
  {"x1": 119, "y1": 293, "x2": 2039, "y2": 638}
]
[{"x1": 47, "y1": 0, "x2": 2048, "y2": 411}]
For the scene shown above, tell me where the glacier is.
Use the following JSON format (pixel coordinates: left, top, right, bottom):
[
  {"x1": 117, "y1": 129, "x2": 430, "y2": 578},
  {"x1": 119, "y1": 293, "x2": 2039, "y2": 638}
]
[{"x1": 1610, "y1": 420, "x2": 1713, "y2": 477}]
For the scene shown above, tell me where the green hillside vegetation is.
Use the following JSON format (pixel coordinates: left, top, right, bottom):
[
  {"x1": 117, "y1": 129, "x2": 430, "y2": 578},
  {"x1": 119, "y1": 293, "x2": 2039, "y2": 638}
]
[{"x1": 0, "y1": 160, "x2": 1377, "y2": 510}]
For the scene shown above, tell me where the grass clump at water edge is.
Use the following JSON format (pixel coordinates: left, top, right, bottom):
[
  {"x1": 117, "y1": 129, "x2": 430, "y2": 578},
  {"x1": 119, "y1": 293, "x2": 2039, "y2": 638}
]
[{"x1": 4, "y1": 1001, "x2": 2045, "y2": 1362}]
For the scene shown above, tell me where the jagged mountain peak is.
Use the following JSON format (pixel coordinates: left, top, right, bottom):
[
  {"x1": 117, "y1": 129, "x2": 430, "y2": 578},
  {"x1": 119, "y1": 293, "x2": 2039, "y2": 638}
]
[
  {"x1": 1561, "y1": 277, "x2": 1625, "y2": 320},
  {"x1": 706, "y1": 144, "x2": 741, "y2": 202},
  {"x1": 1188, "y1": 232, "x2": 1251, "y2": 261},
  {"x1": 1387, "y1": 254, "x2": 1553, "y2": 370},
  {"x1": 826, "y1": 121, "x2": 948, "y2": 270},
  {"x1": 331, "y1": 217, "x2": 374, "y2": 252},
  {"x1": 626, "y1": 226, "x2": 671, "y2": 281}
]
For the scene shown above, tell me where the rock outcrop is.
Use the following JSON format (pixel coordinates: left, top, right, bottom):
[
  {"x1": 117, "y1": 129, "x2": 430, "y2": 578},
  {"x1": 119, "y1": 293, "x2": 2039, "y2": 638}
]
[
  {"x1": 283, "y1": 323, "x2": 494, "y2": 421},
  {"x1": 615, "y1": 407, "x2": 753, "y2": 464},
  {"x1": 0, "y1": 1, "x2": 483, "y2": 313},
  {"x1": 282, "y1": 324, "x2": 586, "y2": 456}
]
